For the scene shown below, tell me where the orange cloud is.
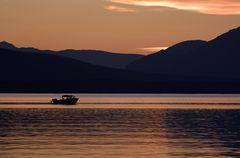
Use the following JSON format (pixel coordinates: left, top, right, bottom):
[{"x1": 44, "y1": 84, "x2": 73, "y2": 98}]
[
  {"x1": 138, "y1": 46, "x2": 168, "y2": 53},
  {"x1": 105, "y1": 5, "x2": 136, "y2": 12},
  {"x1": 107, "y1": 0, "x2": 240, "y2": 15}
]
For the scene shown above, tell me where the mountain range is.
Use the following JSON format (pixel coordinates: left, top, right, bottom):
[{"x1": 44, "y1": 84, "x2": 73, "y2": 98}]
[
  {"x1": 1, "y1": 26, "x2": 240, "y2": 93},
  {"x1": 0, "y1": 41, "x2": 143, "y2": 69},
  {"x1": 127, "y1": 27, "x2": 240, "y2": 80}
]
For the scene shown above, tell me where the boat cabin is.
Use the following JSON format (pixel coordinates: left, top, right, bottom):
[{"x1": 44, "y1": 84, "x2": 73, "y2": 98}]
[{"x1": 51, "y1": 95, "x2": 79, "y2": 105}]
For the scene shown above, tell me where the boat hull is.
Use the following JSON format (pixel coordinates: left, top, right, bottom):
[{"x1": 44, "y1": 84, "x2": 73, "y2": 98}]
[{"x1": 52, "y1": 98, "x2": 79, "y2": 105}]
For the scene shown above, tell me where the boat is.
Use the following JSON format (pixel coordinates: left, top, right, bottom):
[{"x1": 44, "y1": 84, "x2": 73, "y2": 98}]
[{"x1": 51, "y1": 95, "x2": 79, "y2": 105}]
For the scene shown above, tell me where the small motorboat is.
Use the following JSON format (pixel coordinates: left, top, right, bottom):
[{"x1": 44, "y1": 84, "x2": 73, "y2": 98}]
[{"x1": 51, "y1": 95, "x2": 79, "y2": 105}]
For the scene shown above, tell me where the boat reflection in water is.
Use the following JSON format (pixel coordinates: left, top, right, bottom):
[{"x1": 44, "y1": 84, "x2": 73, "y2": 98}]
[{"x1": 51, "y1": 95, "x2": 79, "y2": 105}]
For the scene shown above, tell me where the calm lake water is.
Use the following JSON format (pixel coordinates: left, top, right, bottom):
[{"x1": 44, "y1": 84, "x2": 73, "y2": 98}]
[{"x1": 1, "y1": 94, "x2": 240, "y2": 158}]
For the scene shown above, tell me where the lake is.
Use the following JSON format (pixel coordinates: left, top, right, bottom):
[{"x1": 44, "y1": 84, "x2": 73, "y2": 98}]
[{"x1": 0, "y1": 94, "x2": 240, "y2": 158}]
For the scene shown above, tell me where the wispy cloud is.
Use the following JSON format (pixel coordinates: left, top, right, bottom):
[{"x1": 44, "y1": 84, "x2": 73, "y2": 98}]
[
  {"x1": 106, "y1": 0, "x2": 240, "y2": 15},
  {"x1": 105, "y1": 5, "x2": 136, "y2": 12},
  {"x1": 138, "y1": 46, "x2": 168, "y2": 53}
]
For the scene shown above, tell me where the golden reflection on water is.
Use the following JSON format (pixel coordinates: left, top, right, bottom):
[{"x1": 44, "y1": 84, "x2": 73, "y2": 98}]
[
  {"x1": 1, "y1": 94, "x2": 240, "y2": 158},
  {"x1": 1, "y1": 104, "x2": 240, "y2": 110},
  {"x1": 1, "y1": 94, "x2": 240, "y2": 109},
  {"x1": 1, "y1": 108, "x2": 240, "y2": 158}
]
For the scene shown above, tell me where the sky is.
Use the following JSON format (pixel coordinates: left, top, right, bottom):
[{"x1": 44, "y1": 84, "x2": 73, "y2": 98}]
[{"x1": 0, "y1": 0, "x2": 240, "y2": 54}]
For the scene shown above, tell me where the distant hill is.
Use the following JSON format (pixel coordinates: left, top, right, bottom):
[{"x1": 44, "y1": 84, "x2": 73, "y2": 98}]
[
  {"x1": 127, "y1": 27, "x2": 240, "y2": 80},
  {"x1": 127, "y1": 40, "x2": 207, "y2": 73},
  {"x1": 0, "y1": 48, "x2": 174, "y2": 92},
  {"x1": 0, "y1": 41, "x2": 143, "y2": 69},
  {"x1": 0, "y1": 48, "x2": 133, "y2": 81},
  {"x1": 56, "y1": 50, "x2": 143, "y2": 69},
  {"x1": 0, "y1": 41, "x2": 17, "y2": 50}
]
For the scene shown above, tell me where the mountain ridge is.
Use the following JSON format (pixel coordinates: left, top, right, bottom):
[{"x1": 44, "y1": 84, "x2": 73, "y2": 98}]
[
  {"x1": 1, "y1": 27, "x2": 240, "y2": 92},
  {"x1": 127, "y1": 27, "x2": 240, "y2": 79},
  {"x1": 0, "y1": 41, "x2": 144, "y2": 69}
]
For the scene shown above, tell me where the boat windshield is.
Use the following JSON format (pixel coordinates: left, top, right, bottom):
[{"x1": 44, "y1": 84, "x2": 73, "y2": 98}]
[{"x1": 62, "y1": 95, "x2": 75, "y2": 99}]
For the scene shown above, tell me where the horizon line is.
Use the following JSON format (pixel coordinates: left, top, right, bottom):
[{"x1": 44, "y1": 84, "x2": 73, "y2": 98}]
[{"x1": 0, "y1": 40, "x2": 168, "y2": 55}]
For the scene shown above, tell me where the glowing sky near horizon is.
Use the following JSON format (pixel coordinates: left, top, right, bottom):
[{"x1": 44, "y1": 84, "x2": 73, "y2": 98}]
[
  {"x1": 0, "y1": 0, "x2": 239, "y2": 54},
  {"x1": 107, "y1": 0, "x2": 240, "y2": 15}
]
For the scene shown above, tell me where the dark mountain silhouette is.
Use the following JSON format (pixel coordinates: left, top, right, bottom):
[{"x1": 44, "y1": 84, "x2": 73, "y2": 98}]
[
  {"x1": 127, "y1": 27, "x2": 240, "y2": 80},
  {"x1": 1, "y1": 27, "x2": 240, "y2": 93},
  {"x1": 127, "y1": 40, "x2": 207, "y2": 73},
  {"x1": 0, "y1": 41, "x2": 17, "y2": 50},
  {"x1": 0, "y1": 41, "x2": 51, "y2": 53},
  {"x1": 0, "y1": 48, "x2": 176, "y2": 92},
  {"x1": 57, "y1": 50, "x2": 143, "y2": 69},
  {"x1": 0, "y1": 41, "x2": 143, "y2": 69},
  {"x1": 0, "y1": 48, "x2": 132, "y2": 81}
]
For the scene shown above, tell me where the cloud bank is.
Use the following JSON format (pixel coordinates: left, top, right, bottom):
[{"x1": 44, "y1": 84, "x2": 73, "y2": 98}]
[
  {"x1": 105, "y1": 5, "x2": 136, "y2": 12},
  {"x1": 106, "y1": 0, "x2": 240, "y2": 15}
]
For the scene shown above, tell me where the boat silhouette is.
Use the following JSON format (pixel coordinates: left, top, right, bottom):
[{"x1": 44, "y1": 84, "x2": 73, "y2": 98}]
[{"x1": 51, "y1": 95, "x2": 79, "y2": 105}]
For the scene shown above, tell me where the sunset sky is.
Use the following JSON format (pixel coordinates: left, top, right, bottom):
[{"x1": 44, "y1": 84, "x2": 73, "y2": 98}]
[{"x1": 0, "y1": 0, "x2": 240, "y2": 54}]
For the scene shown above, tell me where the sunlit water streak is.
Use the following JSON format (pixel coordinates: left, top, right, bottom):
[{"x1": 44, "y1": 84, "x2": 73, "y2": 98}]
[{"x1": 0, "y1": 94, "x2": 240, "y2": 158}]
